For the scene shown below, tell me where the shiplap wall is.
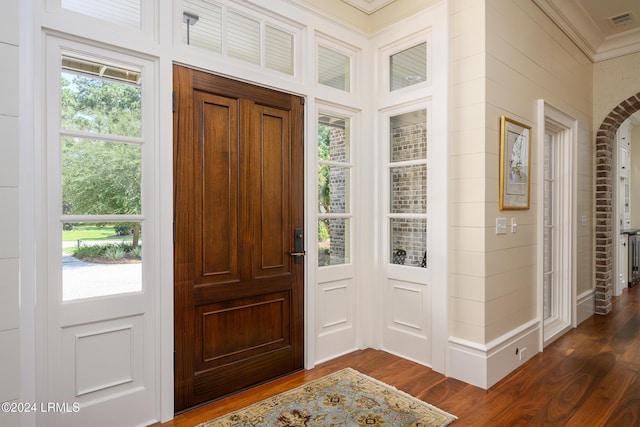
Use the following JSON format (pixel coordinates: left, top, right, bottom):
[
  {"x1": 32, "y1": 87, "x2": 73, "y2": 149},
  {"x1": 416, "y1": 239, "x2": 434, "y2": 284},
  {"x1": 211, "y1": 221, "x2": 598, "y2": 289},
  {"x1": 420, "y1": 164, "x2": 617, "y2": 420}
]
[
  {"x1": 594, "y1": 52, "x2": 640, "y2": 131},
  {"x1": 449, "y1": 0, "x2": 594, "y2": 345},
  {"x1": 0, "y1": 1, "x2": 21, "y2": 426}
]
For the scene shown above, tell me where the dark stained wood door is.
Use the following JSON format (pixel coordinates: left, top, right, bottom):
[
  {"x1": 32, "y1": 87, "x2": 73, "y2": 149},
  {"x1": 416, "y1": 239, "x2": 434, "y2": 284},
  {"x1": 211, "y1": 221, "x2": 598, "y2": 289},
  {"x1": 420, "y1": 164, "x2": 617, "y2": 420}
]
[{"x1": 173, "y1": 65, "x2": 304, "y2": 411}]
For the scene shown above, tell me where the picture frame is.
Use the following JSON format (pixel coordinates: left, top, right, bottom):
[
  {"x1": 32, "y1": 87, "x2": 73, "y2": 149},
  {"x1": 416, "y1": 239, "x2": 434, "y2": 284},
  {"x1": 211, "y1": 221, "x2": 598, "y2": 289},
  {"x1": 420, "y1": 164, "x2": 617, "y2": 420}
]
[{"x1": 499, "y1": 116, "x2": 531, "y2": 210}]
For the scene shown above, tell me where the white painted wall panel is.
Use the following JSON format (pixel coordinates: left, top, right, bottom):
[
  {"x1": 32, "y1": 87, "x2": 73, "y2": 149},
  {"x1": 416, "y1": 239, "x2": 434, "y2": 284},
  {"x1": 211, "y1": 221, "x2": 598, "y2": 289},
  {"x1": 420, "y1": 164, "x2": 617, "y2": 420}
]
[
  {"x1": 318, "y1": 281, "x2": 351, "y2": 330},
  {"x1": 0, "y1": 405, "x2": 19, "y2": 427},
  {"x1": 382, "y1": 278, "x2": 431, "y2": 364},
  {"x1": 449, "y1": 0, "x2": 593, "y2": 350},
  {"x1": 0, "y1": 43, "x2": 19, "y2": 117},
  {"x1": 60, "y1": 314, "x2": 146, "y2": 408},
  {"x1": 0, "y1": 259, "x2": 19, "y2": 331},
  {"x1": 76, "y1": 327, "x2": 133, "y2": 396},
  {"x1": 0, "y1": 329, "x2": 20, "y2": 402},
  {"x1": 0, "y1": 116, "x2": 19, "y2": 187},
  {"x1": 0, "y1": 0, "x2": 19, "y2": 46},
  {"x1": 0, "y1": 188, "x2": 19, "y2": 259},
  {"x1": 315, "y1": 278, "x2": 357, "y2": 363},
  {"x1": 391, "y1": 285, "x2": 424, "y2": 334},
  {"x1": 594, "y1": 52, "x2": 640, "y2": 129},
  {"x1": 0, "y1": 2, "x2": 20, "y2": 424}
]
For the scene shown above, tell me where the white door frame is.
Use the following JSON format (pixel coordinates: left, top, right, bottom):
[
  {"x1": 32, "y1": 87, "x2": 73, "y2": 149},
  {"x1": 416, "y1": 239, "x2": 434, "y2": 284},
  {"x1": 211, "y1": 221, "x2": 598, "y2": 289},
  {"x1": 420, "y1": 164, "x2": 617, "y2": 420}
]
[
  {"x1": 41, "y1": 35, "x2": 158, "y2": 427},
  {"x1": 536, "y1": 99, "x2": 577, "y2": 348}
]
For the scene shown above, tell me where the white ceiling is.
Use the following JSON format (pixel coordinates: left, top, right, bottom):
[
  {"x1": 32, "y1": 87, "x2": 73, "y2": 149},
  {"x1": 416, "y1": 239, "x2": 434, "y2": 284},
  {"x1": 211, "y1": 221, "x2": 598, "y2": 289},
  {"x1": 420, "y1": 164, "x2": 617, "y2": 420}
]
[
  {"x1": 335, "y1": 0, "x2": 640, "y2": 124},
  {"x1": 516, "y1": 0, "x2": 640, "y2": 62},
  {"x1": 337, "y1": 0, "x2": 640, "y2": 61},
  {"x1": 340, "y1": 0, "x2": 396, "y2": 14}
]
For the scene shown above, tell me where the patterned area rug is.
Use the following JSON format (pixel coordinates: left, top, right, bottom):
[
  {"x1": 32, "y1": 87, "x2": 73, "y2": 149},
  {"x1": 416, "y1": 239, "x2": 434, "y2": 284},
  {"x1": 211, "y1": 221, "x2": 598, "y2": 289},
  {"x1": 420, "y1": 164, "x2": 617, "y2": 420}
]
[{"x1": 196, "y1": 368, "x2": 456, "y2": 426}]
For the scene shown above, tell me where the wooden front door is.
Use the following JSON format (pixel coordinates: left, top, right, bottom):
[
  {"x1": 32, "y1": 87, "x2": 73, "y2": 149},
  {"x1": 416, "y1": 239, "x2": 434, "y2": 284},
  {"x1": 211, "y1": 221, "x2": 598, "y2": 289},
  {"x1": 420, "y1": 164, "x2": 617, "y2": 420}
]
[{"x1": 173, "y1": 65, "x2": 305, "y2": 411}]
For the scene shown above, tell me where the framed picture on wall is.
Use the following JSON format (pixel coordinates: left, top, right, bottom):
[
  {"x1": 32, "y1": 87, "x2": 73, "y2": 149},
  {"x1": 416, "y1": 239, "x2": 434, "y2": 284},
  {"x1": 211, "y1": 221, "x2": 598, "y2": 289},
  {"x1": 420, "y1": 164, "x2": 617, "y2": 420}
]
[{"x1": 499, "y1": 116, "x2": 531, "y2": 210}]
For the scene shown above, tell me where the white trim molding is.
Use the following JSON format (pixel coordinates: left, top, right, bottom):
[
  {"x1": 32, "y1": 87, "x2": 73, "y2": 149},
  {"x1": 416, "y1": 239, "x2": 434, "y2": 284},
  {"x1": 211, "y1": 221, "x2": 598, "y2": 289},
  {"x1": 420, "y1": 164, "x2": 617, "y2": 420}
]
[
  {"x1": 536, "y1": 99, "x2": 578, "y2": 348},
  {"x1": 576, "y1": 289, "x2": 595, "y2": 325},
  {"x1": 447, "y1": 320, "x2": 540, "y2": 389}
]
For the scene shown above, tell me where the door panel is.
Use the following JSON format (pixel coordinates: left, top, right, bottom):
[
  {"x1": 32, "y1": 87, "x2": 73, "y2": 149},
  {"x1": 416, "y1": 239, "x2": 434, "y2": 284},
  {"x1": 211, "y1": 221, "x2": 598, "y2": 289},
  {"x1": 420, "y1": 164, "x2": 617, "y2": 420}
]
[
  {"x1": 196, "y1": 92, "x2": 239, "y2": 284},
  {"x1": 255, "y1": 106, "x2": 290, "y2": 276},
  {"x1": 174, "y1": 65, "x2": 304, "y2": 411}
]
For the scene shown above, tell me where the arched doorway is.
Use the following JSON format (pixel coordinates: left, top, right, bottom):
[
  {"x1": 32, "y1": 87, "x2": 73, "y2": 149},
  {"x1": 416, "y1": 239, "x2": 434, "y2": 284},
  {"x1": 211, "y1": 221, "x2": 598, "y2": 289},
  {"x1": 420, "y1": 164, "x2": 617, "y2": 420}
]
[{"x1": 595, "y1": 93, "x2": 640, "y2": 314}]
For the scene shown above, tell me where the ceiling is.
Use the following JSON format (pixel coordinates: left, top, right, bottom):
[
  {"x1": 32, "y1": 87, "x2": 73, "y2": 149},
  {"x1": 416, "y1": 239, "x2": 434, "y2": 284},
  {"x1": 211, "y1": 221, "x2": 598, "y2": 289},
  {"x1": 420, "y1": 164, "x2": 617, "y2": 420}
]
[
  {"x1": 532, "y1": 0, "x2": 640, "y2": 126},
  {"x1": 340, "y1": 0, "x2": 396, "y2": 14},
  {"x1": 338, "y1": 0, "x2": 640, "y2": 62},
  {"x1": 534, "y1": 0, "x2": 640, "y2": 62},
  {"x1": 334, "y1": 0, "x2": 640, "y2": 125}
]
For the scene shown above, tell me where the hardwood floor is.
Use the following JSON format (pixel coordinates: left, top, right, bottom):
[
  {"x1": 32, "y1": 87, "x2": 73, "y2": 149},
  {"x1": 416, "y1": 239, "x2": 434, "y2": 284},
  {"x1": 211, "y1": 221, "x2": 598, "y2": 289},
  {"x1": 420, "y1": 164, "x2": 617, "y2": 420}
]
[{"x1": 156, "y1": 286, "x2": 640, "y2": 426}]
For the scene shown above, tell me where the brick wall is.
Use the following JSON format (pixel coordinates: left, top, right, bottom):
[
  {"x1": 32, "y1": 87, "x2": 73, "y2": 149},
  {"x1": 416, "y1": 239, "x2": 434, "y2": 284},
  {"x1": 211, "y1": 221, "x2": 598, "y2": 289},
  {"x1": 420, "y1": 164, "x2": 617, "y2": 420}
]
[
  {"x1": 390, "y1": 122, "x2": 427, "y2": 267},
  {"x1": 595, "y1": 93, "x2": 640, "y2": 314},
  {"x1": 327, "y1": 127, "x2": 347, "y2": 264}
]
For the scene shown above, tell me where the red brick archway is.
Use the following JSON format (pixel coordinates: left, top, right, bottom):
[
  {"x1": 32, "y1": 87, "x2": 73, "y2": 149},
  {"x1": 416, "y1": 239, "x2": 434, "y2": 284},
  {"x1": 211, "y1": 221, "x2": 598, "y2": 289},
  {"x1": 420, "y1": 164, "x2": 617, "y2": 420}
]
[{"x1": 595, "y1": 93, "x2": 640, "y2": 314}]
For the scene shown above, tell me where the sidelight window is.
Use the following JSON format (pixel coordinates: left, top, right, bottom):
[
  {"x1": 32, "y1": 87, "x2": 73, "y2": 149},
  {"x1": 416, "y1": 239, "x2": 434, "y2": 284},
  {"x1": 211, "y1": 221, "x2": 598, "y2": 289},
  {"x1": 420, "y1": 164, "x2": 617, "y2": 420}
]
[
  {"x1": 388, "y1": 109, "x2": 427, "y2": 268},
  {"x1": 318, "y1": 113, "x2": 352, "y2": 266},
  {"x1": 59, "y1": 53, "x2": 145, "y2": 301},
  {"x1": 543, "y1": 133, "x2": 554, "y2": 321}
]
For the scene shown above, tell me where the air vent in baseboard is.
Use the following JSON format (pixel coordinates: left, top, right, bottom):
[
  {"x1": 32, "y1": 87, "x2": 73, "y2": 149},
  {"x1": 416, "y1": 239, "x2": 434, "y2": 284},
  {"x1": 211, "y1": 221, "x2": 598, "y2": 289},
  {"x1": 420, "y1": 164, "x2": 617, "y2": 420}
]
[{"x1": 609, "y1": 11, "x2": 634, "y2": 26}]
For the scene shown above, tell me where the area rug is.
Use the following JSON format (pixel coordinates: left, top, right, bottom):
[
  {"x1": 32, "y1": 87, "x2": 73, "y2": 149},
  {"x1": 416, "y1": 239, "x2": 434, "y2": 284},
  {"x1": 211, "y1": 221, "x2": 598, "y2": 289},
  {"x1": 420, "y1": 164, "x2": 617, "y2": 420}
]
[{"x1": 196, "y1": 367, "x2": 456, "y2": 426}]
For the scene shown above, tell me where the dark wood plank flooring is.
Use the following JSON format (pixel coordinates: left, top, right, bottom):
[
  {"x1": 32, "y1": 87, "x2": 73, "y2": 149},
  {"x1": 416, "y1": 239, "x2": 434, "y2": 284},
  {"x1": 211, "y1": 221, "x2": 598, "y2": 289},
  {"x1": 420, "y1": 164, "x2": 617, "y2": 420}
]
[{"x1": 157, "y1": 286, "x2": 640, "y2": 426}]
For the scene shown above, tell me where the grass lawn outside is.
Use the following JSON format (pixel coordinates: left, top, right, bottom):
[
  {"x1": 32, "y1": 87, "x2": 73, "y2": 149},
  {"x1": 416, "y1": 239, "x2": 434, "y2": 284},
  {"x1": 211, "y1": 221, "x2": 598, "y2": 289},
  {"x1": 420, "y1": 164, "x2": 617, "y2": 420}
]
[
  {"x1": 62, "y1": 224, "x2": 139, "y2": 261},
  {"x1": 63, "y1": 223, "x2": 134, "y2": 242}
]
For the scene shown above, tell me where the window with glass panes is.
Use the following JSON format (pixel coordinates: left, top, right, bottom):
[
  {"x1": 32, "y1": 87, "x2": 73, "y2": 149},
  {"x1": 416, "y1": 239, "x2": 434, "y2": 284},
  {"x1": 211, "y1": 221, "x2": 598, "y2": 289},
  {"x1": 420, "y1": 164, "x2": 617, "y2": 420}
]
[
  {"x1": 388, "y1": 109, "x2": 427, "y2": 268},
  {"x1": 60, "y1": 54, "x2": 144, "y2": 300},
  {"x1": 318, "y1": 114, "x2": 352, "y2": 266}
]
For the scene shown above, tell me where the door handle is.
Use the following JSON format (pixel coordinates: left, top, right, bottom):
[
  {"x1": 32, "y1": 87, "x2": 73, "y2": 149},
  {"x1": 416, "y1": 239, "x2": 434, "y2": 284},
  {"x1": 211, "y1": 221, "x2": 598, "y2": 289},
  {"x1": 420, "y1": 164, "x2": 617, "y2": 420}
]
[{"x1": 292, "y1": 227, "x2": 304, "y2": 264}]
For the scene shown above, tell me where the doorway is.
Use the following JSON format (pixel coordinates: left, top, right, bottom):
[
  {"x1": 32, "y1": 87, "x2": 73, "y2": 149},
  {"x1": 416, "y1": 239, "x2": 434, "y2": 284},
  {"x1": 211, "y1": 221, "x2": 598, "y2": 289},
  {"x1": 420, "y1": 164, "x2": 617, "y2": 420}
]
[
  {"x1": 538, "y1": 100, "x2": 577, "y2": 346},
  {"x1": 173, "y1": 65, "x2": 305, "y2": 411},
  {"x1": 594, "y1": 93, "x2": 640, "y2": 315}
]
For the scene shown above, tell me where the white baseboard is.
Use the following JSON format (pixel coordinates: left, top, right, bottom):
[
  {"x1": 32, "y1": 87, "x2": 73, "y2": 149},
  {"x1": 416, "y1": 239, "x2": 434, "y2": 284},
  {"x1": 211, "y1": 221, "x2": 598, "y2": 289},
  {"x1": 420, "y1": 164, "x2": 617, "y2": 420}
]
[
  {"x1": 576, "y1": 289, "x2": 595, "y2": 325},
  {"x1": 447, "y1": 320, "x2": 540, "y2": 389}
]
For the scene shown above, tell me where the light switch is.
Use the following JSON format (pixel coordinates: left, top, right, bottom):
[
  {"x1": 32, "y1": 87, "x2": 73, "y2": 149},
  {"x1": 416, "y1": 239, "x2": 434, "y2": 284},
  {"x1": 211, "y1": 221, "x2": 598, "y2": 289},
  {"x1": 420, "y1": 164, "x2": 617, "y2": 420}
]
[
  {"x1": 511, "y1": 218, "x2": 517, "y2": 233},
  {"x1": 496, "y1": 218, "x2": 507, "y2": 235}
]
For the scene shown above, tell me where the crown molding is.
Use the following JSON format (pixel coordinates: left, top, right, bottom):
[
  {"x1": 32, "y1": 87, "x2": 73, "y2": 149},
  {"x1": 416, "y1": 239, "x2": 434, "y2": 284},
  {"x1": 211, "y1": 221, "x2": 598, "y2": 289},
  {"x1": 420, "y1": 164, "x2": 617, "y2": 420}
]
[
  {"x1": 533, "y1": 0, "x2": 598, "y2": 61},
  {"x1": 595, "y1": 26, "x2": 640, "y2": 62},
  {"x1": 341, "y1": 0, "x2": 396, "y2": 14},
  {"x1": 534, "y1": 0, "x2": 640, "y2": 63}
]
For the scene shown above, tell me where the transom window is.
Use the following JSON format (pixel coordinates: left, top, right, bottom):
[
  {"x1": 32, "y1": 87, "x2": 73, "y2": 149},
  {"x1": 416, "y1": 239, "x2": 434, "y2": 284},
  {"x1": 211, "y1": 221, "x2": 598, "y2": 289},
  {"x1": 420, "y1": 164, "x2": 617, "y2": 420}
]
[
  {"x1": 318, "y1": 45, "x2": 351, "y2": 92},
  {"x1": 182, "y1": 0, "x2": 296, "y2": 76},
  {"x1": 61, "y1": 0, "x2": 142, "y2": 29},
  {"x1": 390, "y1": 42, "x2": 426, "y2": 91}
]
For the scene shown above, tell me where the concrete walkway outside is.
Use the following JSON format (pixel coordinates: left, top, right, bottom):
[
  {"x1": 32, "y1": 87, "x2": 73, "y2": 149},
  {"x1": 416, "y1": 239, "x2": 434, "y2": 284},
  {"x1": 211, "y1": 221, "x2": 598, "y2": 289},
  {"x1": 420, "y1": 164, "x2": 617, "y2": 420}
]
[{"x1": 62, "y1": 253, "x2": 142, "y2": 300}]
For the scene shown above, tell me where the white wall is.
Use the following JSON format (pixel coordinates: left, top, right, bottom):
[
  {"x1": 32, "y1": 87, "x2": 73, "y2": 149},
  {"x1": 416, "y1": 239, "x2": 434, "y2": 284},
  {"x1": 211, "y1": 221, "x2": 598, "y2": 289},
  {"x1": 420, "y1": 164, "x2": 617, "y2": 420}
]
[
  {"x1": 292, "y1": 0, "x2": 440, "y2": 34},
  {"x1": 7, "y1": 0, "x2": 619, "y2": 417},
  {"x1": 0, "y1": 1, "x2": 21, "y2": 426},
  {"x1": 448, "y1": 0, "x2": 593, "y2": 388},
  {"x1": 594, "y1": 52, "x2": 640, "y2": 131},
  {"x1": 594, "y1": 52, "x2": 640, "y2": 231},
  {"x1": 20, "y1": 2, "x2": 450, "y2": 422}
]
